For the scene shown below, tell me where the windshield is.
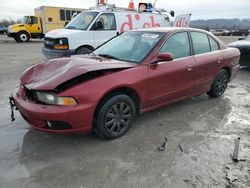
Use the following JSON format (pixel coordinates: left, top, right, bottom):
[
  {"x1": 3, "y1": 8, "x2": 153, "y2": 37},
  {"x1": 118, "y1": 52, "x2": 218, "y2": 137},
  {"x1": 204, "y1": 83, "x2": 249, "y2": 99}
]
[
  {"x1": 66, "y1": 12, "x2": 98, "y2": 30},
  {"x1": 94, "y1": 31, "x2": 164, "y2": 64},
  {"x1": 20, "y1": 16, "x2": 30, "y2": 24}
]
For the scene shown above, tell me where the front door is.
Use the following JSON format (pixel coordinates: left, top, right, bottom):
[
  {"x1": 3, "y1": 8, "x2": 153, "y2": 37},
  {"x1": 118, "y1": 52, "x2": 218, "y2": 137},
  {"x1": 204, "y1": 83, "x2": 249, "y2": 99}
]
[
  {"x1": 146, "y1": 31, "x2": 196, "y2": 107},
  {"x1": 91, "y1": 13, "x2": 118, "y2": 48},
  {"x1": 26, "y1": 16, "x2": 41, "y2": 34}
]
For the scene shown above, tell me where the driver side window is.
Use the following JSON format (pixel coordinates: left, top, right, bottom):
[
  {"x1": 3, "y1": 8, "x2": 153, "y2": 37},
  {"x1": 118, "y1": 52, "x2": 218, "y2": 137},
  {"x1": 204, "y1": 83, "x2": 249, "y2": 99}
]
[
  {"x1": 93, "y1": 13, "x2": 116, "y2": 30},
  {"x1": 159, "y1": 32, "x2": 190, "y2": 60}
]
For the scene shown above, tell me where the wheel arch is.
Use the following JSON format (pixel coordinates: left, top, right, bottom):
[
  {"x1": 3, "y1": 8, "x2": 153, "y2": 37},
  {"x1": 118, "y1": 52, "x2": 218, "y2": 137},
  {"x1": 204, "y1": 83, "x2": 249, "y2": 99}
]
[
  {"x1": 75, "y1": 45, "x2": 95, "y2": 54},
  {"x1": 17, "y1": 30, "x2": 31, "y2": 37},
  {"x1": 220, "y1": 66, "x2": 231, "y2": 80},
  {"x1": 94, "y1": 86, "x2": 141, "y2": 120}
]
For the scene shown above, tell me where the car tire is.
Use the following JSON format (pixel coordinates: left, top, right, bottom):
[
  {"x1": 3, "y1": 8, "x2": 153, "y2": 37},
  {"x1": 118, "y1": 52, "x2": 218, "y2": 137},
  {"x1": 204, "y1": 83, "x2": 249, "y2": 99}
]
[
  {"x1": 16, "y1": 31, "x2": 30, "y2": 42},
  {"x1": 75, "y1": 47, "x2": 93, "y2": 55},
  {"x1": 95, "y1": 94, "x2": 136, "y2": 139},
  {"x1": 207, "y1": 69, "x2": 229, "y2": 98}
]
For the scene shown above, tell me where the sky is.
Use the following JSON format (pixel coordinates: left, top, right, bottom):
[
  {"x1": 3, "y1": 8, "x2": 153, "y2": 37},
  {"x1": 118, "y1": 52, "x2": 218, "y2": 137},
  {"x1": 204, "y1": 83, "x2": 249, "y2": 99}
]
[{"x1": 0, "y1": 0, "x2": 250, "y2": 21}]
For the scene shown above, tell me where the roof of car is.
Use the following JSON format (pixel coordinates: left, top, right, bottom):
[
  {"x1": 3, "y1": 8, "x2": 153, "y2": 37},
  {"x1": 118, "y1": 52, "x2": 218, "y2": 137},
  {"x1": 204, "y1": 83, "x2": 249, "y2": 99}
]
[
  {"x1": 137, "y1": 27, "x2": 208, "y2": 33},
  {"x1": 135, "y1": 27, "x2": 227, "y2": 49}
]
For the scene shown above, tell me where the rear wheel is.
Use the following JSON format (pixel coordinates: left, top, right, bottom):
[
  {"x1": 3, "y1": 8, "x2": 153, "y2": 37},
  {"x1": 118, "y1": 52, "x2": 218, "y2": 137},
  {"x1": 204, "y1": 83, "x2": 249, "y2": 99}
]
[
  {"x1": 208, "y1": 69, "x2": 229, "y2": 98},
  {"x1": 94, "y1": 95, "x2": 136, "y2": 139},
  {"x1": 75, "y1": 47, "x2": 93, "y2": 55},
  {"x1": 16, "y1": 31, "x2": 30, "y2": 42}
]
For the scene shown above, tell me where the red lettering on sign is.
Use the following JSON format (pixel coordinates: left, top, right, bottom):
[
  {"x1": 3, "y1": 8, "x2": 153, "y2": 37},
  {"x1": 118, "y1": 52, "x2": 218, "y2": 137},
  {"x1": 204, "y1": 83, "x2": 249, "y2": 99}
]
[
  {"x1": 176, "y1": 18, "x2": 189, "y2": 27},
  {"x1": 143, "y1": 23, "x2": 150, "y2": 28},
  {"x1": 135, "y1": 14, "x2": 140, "y2": 21},
  {"x1": 120, "y1": 14, "x2": 161, "y2": 32},
  {"x1": 150, "y1": 16, "x2": 160, "y2": 27},
  {"x1": 120, "y1": 14, "x2": 133, "y2": 32}
]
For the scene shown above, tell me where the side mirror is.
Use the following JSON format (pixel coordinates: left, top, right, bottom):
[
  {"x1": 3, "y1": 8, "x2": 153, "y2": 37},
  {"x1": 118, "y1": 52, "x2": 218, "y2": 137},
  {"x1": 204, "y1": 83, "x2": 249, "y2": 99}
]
[
  {"x1": 151, "y1": 53, "x2": 173, "y2": 65},
  {"x1": 170, "y1": 11, "x2": 175, "y2": 17},
  {"x1": 238, "y1": 37, "x2": 245, "y2": 40}
]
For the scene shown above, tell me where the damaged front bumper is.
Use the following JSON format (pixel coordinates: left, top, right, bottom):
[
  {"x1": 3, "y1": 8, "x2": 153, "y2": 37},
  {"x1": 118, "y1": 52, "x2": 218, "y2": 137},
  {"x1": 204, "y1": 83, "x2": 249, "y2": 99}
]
[
  {"x1": 10, "y1": 87, "x2": 93, "y2": 133},
  {"x1": 42, "y1": 47, "x2": 75, "y2": 59}
]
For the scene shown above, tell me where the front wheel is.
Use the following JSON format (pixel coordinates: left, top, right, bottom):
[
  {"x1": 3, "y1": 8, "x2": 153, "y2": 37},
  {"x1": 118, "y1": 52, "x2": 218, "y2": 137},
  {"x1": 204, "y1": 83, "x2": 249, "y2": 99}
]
[
  {"x1": 16, "y1": 31, "x2": 30, "y2": 42},
  {"x1": 95, "y1": 95, "x2": 136, "y2": 139},
  {"x1": 207, "y1": 69, "x2": 229, "y2": 98}
]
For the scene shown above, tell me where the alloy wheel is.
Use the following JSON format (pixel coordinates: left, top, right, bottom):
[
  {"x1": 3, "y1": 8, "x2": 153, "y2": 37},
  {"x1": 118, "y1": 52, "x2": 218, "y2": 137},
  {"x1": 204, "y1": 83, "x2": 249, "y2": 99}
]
[{"x1": 104, "y1": 102, "x2": 132, "y2": 134}]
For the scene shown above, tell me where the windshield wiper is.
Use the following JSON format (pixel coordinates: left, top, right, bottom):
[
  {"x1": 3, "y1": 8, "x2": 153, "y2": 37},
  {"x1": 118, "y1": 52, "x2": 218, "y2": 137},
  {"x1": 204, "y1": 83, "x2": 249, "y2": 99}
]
[{"x1": 97, "y1": 54, "x2": 121, "y2": 61}]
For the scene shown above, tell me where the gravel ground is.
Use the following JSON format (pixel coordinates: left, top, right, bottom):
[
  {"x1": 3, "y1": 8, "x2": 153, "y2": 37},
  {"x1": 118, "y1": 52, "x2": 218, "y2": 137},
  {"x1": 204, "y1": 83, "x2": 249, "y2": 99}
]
[{"x1": 0, "y1": 34, "x2": 249, "y2": 188}]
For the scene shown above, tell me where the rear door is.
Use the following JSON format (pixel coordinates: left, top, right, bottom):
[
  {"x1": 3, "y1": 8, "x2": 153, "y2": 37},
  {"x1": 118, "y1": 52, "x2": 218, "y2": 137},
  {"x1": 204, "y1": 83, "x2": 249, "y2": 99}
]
[
  {"x1": 190, "y1": 32, "x2": 222, "y2": 91},
  {"x1": 91, "y1": 13, "x2": 118, "y2": 48},
  {"x1": 146, "y1": 31, "x2": 196, "y2": 107}
]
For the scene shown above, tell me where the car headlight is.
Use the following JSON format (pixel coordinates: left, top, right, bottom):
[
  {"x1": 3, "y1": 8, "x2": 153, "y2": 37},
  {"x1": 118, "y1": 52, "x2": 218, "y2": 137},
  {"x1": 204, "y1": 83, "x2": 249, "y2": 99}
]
[
  {"x1": 8, "y1": 26, "x2": 12, "y2": 33},
  {"x1": 53, "y1": 38, "x2": 69, "y2": 50},
  {"x1": 36, "y1": 91, "x2": 77, "y2": 106}
]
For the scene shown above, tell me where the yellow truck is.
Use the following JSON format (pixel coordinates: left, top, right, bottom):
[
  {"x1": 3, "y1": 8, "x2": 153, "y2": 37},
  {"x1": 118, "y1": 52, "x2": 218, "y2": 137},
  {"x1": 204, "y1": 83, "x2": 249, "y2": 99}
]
[{"x1": 7, "y1": 6, "x2": 85, "y2": 42}]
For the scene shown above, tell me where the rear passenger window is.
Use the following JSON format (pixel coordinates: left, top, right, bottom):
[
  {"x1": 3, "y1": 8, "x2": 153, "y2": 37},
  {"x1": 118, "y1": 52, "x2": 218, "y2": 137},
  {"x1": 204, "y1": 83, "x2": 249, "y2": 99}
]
[
  {"x1": 159, "y1": 32, "x2": 190, "y2": 59},
  {"x1": 191, "y1": 32, "x2": 210, "y2": 55},
  {"x1": 93, "y1": 13, "x2": 116, "y2": 30},
  {"x1": 209, "y1": 36, "x2": 219, "y2": 51}
]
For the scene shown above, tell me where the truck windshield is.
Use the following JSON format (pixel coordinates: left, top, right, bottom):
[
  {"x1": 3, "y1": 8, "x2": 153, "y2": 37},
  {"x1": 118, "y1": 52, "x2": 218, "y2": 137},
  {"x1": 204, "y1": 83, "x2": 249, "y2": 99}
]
[
  {"x1": 20, "y1": 16, "x2": 30, "y2": 24},
  {"x1": 94, "y1": 31, "x2": 164, "y2": 64},
  {"x1": 66, "y1": 12, "x2": 98, "y2": 30}
]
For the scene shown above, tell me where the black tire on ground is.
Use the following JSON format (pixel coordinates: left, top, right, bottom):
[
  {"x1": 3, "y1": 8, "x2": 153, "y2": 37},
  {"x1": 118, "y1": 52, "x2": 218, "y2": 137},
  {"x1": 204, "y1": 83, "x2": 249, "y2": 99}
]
[
  {"x1": 94, "y1": 94, "x2": 136, "y2": 139},
  {"x1": 16, "y1": 31, "x2": 30, "y2": 42},
  {"x1": 207, "y1": 69, "x2": 229, "y2": 98},
  {"x1": 75, "y1": 47, "x2": 93, "y2": 55}
]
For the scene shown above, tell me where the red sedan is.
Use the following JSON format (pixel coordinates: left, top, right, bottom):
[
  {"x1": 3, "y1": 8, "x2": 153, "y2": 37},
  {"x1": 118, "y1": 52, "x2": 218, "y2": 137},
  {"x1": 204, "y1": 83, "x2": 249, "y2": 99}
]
[{"x1": 10, "y1": 27, "x2": 240, "y2": 139}]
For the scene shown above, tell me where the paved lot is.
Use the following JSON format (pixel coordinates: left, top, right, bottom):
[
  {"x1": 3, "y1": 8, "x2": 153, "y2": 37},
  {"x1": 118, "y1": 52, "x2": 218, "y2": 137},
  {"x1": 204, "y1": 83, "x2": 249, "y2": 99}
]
[{"x1": 0, "y1": 35, "x2": 249, "y2": 188}]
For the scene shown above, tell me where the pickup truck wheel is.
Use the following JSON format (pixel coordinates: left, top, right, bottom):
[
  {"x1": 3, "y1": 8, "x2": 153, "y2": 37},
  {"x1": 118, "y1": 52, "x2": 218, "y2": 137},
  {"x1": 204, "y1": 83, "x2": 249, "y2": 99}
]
[
  {"x1": 75, "y1": 47, "x2": 93, "y2": 55},
  {"x1": 17, "y1": 31, "x2": 30, "y2": 42},
  {"x1": 95, "y1": 95, "x2": 136, "y2": 139},
  {"x1": 208, "y1": 69, "x2": 229, "y2": 98}
]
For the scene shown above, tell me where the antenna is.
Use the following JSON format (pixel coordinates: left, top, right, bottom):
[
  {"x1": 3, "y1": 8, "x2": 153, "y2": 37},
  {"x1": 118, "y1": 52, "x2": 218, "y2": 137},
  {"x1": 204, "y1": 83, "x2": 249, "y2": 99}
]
[{"x1": 153, "y1": 0, "x2": 158, "y2": 11}]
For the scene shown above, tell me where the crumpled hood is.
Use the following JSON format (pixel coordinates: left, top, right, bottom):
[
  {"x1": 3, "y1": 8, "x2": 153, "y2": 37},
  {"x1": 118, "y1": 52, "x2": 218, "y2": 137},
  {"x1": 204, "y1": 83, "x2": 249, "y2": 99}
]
[
  {"x1": 228, "y1": 40, "x2": 250, "y2": 48},
  {"x1": 20, "y1": 56, "x2": 136, "y2": 90},
  {"x1": 45, "y1": 29, "x2": 85, "y2": 38}
]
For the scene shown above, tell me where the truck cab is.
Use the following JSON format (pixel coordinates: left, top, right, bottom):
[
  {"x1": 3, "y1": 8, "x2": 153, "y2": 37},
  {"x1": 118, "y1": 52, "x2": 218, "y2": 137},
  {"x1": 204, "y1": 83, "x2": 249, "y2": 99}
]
[
  {"x1": 7, "y1": 6, "x2": 85, "y2": 42},
  {"x1": 8, "y1": 16, "x2": 43, "y2": 42}
]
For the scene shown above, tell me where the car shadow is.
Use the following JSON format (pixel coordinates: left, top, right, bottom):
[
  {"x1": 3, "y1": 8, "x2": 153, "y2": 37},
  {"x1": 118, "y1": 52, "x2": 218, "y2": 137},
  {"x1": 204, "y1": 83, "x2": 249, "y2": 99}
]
[{"x1": 20, "y1": 94, "x2": 231, "y2": 161}]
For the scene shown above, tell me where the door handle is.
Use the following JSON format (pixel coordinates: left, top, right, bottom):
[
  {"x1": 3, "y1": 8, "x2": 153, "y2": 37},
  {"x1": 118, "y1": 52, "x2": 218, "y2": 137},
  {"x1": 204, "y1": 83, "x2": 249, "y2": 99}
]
[{"x1": 187, "y1": 67, "x2": 192, "y2": 71}]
